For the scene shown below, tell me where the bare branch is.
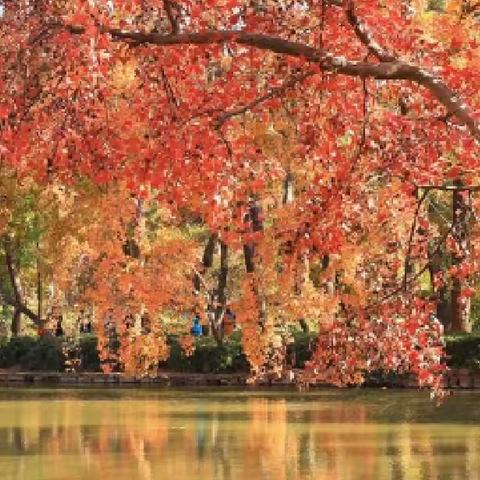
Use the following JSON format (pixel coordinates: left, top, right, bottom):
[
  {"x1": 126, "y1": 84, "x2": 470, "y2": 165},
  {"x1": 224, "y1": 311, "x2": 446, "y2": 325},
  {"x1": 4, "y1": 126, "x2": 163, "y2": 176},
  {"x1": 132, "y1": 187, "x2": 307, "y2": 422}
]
[
  {"x1": 214, "y1": 70, "x2": 314, "y2": 128},
  {"x1": 375, "y1": 221, "x2": 454, "y2": 307},
  {"x1": 416, "y1": 184, "x2": 480, "y2": 192}
]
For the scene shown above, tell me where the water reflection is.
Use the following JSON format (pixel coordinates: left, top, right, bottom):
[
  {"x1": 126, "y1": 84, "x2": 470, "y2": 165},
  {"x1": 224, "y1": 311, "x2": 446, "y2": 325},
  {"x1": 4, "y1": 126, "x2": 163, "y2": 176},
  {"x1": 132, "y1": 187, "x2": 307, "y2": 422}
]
[{"x1": 0, "y1": 389, "x2": 479, "y2": 480}]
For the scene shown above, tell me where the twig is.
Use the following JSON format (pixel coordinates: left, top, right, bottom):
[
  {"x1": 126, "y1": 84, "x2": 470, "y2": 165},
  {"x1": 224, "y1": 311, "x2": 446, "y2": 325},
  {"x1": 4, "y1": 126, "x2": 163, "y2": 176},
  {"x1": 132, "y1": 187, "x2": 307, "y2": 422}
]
[
  {"x1": 370, "y1": 221, "x2": 455, "y2": 308},
  {"x1": 214, "y1": 70, "x2": 315, "y2": 128}
]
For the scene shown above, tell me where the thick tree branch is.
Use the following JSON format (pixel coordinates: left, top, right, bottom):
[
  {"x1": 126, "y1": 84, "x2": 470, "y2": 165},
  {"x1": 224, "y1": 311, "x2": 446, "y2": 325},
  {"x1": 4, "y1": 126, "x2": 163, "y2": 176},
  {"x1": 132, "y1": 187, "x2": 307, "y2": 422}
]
[
  {"x1": 2, "y1": 237, "x2": 42, "y2": 328},
  {"x1": 0, "y1": 286, "x2": 41, "y2": 326},
  {"x1": 66, "y1": 25, "x2": 480, "y2": 139},
  {"x1": 416, "y1": 184, "x2": 480, "y2": 192}
]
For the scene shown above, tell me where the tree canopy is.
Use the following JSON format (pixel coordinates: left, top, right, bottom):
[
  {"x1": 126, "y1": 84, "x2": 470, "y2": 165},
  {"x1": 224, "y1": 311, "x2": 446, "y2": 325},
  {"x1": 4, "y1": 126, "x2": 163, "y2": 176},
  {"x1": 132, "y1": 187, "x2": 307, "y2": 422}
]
[{"x1": 1, "y1": 0, "x2": 480, "y2": 392}]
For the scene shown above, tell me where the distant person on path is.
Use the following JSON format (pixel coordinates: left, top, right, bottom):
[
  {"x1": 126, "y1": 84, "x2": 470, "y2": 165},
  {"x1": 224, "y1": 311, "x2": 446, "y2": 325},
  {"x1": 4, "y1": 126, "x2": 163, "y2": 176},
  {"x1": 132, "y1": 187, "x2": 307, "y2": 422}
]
[
  {"x1": 79, "y1": 312, "x2": 92, "y2": 334},
  {"x1": 191, "y1": 314, "x2": 203, "y2": 337},
  {"x1": 55, "y1": 316, "x2": 64, "y2": 337}
]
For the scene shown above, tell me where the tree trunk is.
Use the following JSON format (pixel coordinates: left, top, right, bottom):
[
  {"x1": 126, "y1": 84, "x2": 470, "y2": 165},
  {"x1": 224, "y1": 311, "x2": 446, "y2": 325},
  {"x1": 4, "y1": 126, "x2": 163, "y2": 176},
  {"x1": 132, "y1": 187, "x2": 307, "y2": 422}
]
[
  {"x1": 2, "y1": 236, "x2": 42, "y2": 334},
  {"x1": 242, "y1": 199, "x2": 263, "y2": 273},
  {"x1": 36, "y1": 245, "x2": 45, "y2": 335},
  {"x1": 211, "y1": 241, "x2": 228, "y2": 344},
  {"x1": 294, "y1": 252, "x2": 310, "y2": 295},
  {"x1": 450, "y1": 185, "x2": 472, "y2": 333},
  {"x1": 427, "y1": 242, "x2": 451, "y2": 330},
  {"x1": 4, "y1": 238, "x2": 24, "y2": 336},
  {"x1": 193, "y1": 233, "x2": 217, "y2": 293},
  {"x1": 282, "y1": 171, "x2": 294, "y2": 205},
  {"x1": 11, "y1": 308, "x2": 21, "y2": 336},
  {"x1": 242, "y1": 199, "x2": 266, "y2": 327}
]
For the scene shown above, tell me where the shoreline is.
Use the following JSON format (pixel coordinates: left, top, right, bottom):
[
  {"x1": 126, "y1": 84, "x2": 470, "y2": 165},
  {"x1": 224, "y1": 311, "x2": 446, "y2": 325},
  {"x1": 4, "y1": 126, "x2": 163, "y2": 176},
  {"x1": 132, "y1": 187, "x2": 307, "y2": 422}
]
[{"x1": 1, "y1": 369, "x2": 480, "y2": 389}]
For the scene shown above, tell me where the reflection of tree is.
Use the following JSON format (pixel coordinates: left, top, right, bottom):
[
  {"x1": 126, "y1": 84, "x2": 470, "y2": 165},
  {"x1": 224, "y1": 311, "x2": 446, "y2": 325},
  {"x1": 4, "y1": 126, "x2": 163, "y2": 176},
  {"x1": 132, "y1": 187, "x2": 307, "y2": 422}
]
[{"x1": 0, "y1": 394, "x2": 479, "y2": 480}]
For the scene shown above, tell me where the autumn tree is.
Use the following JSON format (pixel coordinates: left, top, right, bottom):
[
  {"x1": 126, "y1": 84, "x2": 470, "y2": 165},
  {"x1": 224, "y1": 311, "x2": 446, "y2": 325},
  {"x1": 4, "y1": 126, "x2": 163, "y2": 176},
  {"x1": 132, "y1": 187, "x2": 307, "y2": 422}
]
[{"x1": 1, "y1": 0, "x2": 480, "y2": 389}]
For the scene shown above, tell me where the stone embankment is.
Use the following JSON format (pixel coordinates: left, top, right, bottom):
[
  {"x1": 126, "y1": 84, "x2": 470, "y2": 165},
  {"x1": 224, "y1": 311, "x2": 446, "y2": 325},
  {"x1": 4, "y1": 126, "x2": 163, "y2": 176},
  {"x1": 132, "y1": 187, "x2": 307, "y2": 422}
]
[
  {"x1": 0, "y1": 371, "x2": 249, "y2": 387},
  {"x1": 1, "y1": 369, "x2": 480, "y2": 388}
]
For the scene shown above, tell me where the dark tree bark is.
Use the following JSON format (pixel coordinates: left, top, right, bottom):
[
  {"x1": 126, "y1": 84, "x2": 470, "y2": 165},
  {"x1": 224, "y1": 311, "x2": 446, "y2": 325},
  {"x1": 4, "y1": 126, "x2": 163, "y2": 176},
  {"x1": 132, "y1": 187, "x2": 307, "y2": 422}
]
[
  {"x1": 11, "y1": 308, "x2": 21, "y2": 337},
  {"x1": 1, "y1": 236, "x2": 42, "y2": 334},
  {"x1": 193, "y1": 233, "x2": 218, "y2": 293},
  {"x1": 211, "y1": 241, "x2": 229, "y2": 344},
  {"x1": 282, "y1": 171, "x2": 295, "y2": 206},
  {"x1": 427, "y1": 243, "x2": 451, "y2": 330},
  {"x1": 242, "y1": 199, "x2": 263, "y2": 273},
  {"x1": 65, "y1": 22, "x2": 480, "y2": 140},
  {"x1": 242, "y1": 199, "x2": 267, "y2": 327},
  {"x1": 4, "y1": 238, "x2": 24, "y2": 336},
  {"x1": 450, "y1": 184, "x2": 472, "y2": 333}
]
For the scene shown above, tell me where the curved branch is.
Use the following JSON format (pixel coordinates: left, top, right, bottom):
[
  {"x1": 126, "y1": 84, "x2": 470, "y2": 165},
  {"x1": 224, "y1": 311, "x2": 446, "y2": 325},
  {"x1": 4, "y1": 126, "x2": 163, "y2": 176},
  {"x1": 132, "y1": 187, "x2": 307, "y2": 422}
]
[{"x1": 65, "y1": 25, "x2": 480, "y2": 139}]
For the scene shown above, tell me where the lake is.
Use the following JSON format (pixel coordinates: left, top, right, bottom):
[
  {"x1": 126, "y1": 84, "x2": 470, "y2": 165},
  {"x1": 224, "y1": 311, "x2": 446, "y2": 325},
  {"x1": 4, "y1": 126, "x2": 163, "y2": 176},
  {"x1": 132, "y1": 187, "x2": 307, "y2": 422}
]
[{"x1": 0, "y1": 387, "x2": 479, "y2": 480}]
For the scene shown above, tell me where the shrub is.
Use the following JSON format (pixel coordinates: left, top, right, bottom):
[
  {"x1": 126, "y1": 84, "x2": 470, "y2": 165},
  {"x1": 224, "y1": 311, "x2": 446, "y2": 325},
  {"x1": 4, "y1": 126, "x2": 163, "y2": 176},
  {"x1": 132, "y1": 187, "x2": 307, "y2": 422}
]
[
  {"x1": 0, "y1": 336, "x2": 37, "y2": 368},
  {"x1": 162, "y1": 335, "x2": 249, "y2": 373},
  {"x1": 79, "y1": 334, "x2": 101, "y2": 372},
  {"x1": 445, "y1": 333, "x2": 480, "y2": 371},
  {"x1": 0, "y1": 331, "x2": 479, "y2": 374},
  {"x1": 18, "y1": 335, "x2": 65, "y2": 371},
  {"x1": 291, "y1": 331, "x2": 317, "y2": 368}
]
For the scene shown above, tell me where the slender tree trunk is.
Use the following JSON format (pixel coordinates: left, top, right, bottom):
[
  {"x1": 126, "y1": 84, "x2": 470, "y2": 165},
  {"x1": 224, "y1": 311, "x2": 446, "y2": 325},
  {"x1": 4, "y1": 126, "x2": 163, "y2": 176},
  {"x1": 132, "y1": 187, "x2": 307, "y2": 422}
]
[
  {"x1": 427, "y1": 243, "x2": 451, "y2": 330},
  {"x1": 294, "y1": 252, "x2": 310, "y2": 295},
  {"x1": 450, "y1": 185, "x2": 472, "y2": 333},
  {"x1": 36, "y1": 243, "x2": 45, "y2": 335},
  {"x1": 11, "y1": 308, "x2": 21, "y2": 337},
  {"x1": 2, "y1": 236, "x2": 42, "y2": 334},
  {"x1": 282, "y1": 171, "x2": 294, "y2": 205},
  {"x1": 4, "y1": 238, "x2": 24, "y2": 336},
  {"x1": 242, "y1": 199, "x2": 263, "y2": 273},
  {"x1": 211, "y1": 241, "x2": 228, "y2": 344},
  {"x1": 193, "y1": 233, "x2": 217, "y2": 293},
  {"x1": 242, "y1": 199, "x2": 266, "y2": 326}
]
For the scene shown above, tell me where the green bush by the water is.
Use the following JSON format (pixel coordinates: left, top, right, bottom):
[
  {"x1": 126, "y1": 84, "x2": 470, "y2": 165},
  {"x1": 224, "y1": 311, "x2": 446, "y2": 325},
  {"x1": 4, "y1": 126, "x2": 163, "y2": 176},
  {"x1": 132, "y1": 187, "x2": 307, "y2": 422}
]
[
  {"x1": 0, "y1": 335, "x2": 64, "y2": 371},
  {"x1": 1, "y1": 332, "x2": 480, "y2": 374},
  {"x1": 445, "y1": 333, "x2": 480, "y2": 370},
  {"x1": 78, "y1": 334, "x2": 101, "y2": 372},
  {"x1": 162, "y1": 334, "x2": 250, "y2": 373}
]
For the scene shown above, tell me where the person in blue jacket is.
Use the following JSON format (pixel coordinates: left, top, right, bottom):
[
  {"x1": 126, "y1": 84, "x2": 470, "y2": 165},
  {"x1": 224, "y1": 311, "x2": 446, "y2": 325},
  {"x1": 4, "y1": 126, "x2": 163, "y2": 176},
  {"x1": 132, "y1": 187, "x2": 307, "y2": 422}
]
[{"x1": 191, "y1": 314, "x2": 203, "y2": 337}]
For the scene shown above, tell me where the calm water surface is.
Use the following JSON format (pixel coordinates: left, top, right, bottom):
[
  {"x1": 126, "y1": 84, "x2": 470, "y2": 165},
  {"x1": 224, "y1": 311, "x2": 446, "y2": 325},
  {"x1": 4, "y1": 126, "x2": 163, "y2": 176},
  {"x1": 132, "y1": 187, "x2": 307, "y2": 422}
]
[{"x1": 0, "y1": 387, "x2": 479, "y2": 480}]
